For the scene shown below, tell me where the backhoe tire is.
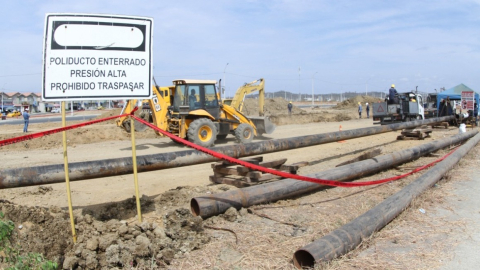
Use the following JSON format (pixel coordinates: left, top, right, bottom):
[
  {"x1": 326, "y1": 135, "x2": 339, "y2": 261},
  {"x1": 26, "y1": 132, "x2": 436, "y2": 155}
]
[
  {"x1": 235, "y1": 123, "x2": 254, "y2": 144},
  {"x1": 188, "y1": 118, "x2": 217, "y2": 147}
]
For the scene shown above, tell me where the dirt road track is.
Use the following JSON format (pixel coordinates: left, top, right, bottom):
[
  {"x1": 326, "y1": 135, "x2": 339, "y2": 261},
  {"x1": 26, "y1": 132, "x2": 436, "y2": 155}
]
[
  {"x1": 2, "y1": 118, "x2": 380, "y2": 207},
  {"x1": 437, "y1": 166, "x2": 480, "y2": 269}
]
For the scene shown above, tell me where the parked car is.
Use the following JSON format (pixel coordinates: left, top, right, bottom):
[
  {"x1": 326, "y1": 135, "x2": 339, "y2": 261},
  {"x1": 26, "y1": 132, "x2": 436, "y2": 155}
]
[
  {"x1": 77, "y1": 107, "x2": 85, "y2": 111},
  {"x1": 51, "y1": 108, "x2": 61, "y2": 113},
  {"x1": 7, "y1": 111, "x2": 21, "y2": 117}
]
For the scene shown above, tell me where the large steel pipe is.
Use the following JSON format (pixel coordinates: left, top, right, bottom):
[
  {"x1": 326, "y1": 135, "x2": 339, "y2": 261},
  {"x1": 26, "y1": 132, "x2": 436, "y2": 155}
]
[
  {"x1": 191, "y1": 130, "x2": 477, "y2": 218},
  {"x1": 0, "y1": 116, "x2": 454, "y2": 189},
  {"x1": 293, "y1": 131, "x2": 480, "y2": 269}
]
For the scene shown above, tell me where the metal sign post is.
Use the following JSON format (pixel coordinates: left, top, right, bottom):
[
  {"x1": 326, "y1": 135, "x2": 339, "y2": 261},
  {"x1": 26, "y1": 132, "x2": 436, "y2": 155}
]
[{"x1": 61, "y1": 101, "x2": 76, "y2": 243}]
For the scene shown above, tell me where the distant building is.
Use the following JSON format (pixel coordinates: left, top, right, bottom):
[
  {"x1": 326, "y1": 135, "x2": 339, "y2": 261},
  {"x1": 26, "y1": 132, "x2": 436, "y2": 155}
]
[{"x1": 1, "y1": 91, "x2": 124, "y2": 113}]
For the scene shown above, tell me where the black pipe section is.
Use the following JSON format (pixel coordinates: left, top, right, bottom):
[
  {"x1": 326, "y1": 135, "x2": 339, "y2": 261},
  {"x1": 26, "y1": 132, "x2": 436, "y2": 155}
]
[
  {"x1": 293, "y1": 131, "x2": 480, "y2": 269},
  {"x1": 0, "y1": 116, "x2": 454, "y2": 189},
  {"x1": 190, "y1": 130, "x2": 476, "y2": 218}
]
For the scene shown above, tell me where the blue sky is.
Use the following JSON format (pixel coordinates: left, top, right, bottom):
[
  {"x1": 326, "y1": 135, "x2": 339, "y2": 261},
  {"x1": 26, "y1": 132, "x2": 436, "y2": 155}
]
[{"x1": 1, "y1": 0, "x2": 479, "y2": 98}]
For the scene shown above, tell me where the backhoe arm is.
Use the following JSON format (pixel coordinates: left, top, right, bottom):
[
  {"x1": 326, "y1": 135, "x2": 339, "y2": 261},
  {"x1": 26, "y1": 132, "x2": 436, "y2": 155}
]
[{"x1": 230, "y1": 78, "x2": 265, "y2": 116}]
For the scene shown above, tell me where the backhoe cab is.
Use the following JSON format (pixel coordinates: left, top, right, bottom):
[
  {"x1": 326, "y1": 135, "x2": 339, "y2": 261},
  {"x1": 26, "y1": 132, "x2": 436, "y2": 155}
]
[{"x1": 117, "y1": 79, "x2": 275, "y2": 148}]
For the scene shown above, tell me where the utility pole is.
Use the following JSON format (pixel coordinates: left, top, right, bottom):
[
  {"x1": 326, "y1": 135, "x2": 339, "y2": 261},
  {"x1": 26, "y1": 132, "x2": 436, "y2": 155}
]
[
  {"x1": 223, "y1": 63, "x2": 229, "y2": 98},
  {"x1": 1, "y1": 83, "x2": 5, "y2": 112},
  {"x1": 311, "y1": 72, "x2": 318, "y2": 106},
  {"x1": 298, "y1": 67, "x2": 301, "y2": 101}
]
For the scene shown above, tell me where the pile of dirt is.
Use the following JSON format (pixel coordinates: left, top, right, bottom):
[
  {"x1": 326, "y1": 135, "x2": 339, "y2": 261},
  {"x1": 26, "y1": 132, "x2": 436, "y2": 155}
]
[
  {"x1": 94, "y1": 108, "x2": 124, "y2": 123},
  {"x1": 335, "y1": 95, "x2": 383, "y2": 109},
  {"x1": 0, "y1": 185, "x2": 235, "y2": 269},
  {"x1": 241, "y1": 97, "x2": 354, "y2": 125},
  {"x1": 242, "y1": 97, "x2": 304, "y2": 116},
  {"x1": 0, "y1": 108, "x2": 162, "y2": 151}
]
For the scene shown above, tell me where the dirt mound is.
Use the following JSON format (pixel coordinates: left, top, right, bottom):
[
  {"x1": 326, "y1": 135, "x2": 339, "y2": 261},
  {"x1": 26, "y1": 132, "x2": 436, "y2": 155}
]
[
  {"x1": 94, "y1": 108, "x2": 124, "y2": 124},
  {"x1": 242, "y1": 97, "x2": 304, "y2": 116},
  {"x1": 241, "y1": 97, "x2": 355, "y2": 125},
  {"x1": 335, "y1": 95, "x2": 383, "y2": 109},
  {"x1": 0, "y1": 184, "x2": 236, "y2": 269},
  {"x1": 0, "y1": 109, "x2": 161, "y2": 151}
]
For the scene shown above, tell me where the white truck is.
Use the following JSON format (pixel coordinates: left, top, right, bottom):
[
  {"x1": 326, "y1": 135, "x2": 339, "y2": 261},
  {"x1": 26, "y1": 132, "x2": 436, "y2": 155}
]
[{"x1": 372, "y1": 92, "x2": 425, "y2": 125}]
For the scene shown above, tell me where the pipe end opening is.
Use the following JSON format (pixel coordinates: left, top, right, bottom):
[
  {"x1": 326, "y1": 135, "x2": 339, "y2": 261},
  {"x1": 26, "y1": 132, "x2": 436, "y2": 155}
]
[
  {"x1": 293, "y1": 249, "x2": 315, "y2": 269},
  {"x1": 190, "y1": 198, "x2": 200, "y2": 216}
]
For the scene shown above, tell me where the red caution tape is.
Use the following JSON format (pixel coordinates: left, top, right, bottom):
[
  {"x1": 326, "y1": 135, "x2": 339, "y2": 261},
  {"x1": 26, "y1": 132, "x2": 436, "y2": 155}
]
[
  {"x1": 0, "y1": 113, "x2": 130, "y2": 147},
  {"x1": 132, "y1": 115, "x2": 457, "y2": 188},
  {"x1": 0, "y1": 108, "x2": 457, "y2": 188}
]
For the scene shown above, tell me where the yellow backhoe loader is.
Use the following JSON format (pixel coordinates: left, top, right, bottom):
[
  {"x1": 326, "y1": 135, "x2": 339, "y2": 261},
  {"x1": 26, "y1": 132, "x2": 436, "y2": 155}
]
[
  {"x1": 222, "y1": 78, "x2": 265, "y2": 116},
  {"x1": 117, "y1": 79, "x2": 275, "y2": 147}
]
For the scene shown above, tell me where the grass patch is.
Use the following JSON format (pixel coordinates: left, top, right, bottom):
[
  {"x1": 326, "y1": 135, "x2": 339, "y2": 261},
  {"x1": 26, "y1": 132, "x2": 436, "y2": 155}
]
[{"x1": 0, "y1": 212, "x2": 58, "y2": 270}]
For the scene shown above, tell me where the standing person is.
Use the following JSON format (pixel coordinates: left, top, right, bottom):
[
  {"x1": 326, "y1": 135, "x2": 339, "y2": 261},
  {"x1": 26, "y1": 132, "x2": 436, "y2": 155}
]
[
  {"x1": 366, "y1": 102, "x2": 370, "y2": 118},
  {"x1": 288, "y1": 101, "x2": 293, "y2": 115},
  {"x1": 22, "y1": 108, "x2": 30, "y2": 133},
  {"x1": 358, "y1": 102, "x2": 362, "y2": 119},
  {"x1": 189, "y1": 89, "x2": 197, "y2": 110},
  {"x1": 388, "y1": 84, "x2": 398, "y2": 104}
]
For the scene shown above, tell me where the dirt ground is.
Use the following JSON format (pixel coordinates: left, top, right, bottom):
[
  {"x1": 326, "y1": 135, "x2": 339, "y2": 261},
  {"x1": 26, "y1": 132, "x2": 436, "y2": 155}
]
[{"x1": 0, "y1": 96, "x2": 477, "y2": 269}]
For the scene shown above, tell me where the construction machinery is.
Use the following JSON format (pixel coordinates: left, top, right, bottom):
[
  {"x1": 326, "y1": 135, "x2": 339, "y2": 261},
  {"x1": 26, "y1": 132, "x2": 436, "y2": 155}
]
[
  {"x1": 117, "y1": 79, "x2": 275, "y2": 147},
  {"x1": 423, "y1": 93, "x2": 438, "y2": 119},
  {"x1": 372, "y1": 92, "x2": 425, "y2": 124},
  {"x1": 222, "y1": 78, "x2": 265, "y2": 116}
]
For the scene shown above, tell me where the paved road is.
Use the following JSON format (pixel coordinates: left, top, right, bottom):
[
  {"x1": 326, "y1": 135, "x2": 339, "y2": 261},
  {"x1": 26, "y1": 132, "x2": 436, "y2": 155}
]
[{"x1": 0, "y1": 114, "x2": 99, "y2": 125}]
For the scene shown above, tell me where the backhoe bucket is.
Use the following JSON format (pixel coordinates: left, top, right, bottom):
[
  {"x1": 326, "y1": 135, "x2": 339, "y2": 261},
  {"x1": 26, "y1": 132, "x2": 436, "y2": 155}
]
[
  {"x1": 121, "y1": 111, "x2": 150, "y2": 133},
  {"x1": 249, "y1": 116, "x2": 276, "y2": 136}
]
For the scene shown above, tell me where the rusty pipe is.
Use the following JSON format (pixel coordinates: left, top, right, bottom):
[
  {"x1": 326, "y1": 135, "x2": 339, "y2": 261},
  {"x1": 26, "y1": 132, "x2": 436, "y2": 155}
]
[
  {"x1": 190, "y1": 130, "x2": 477, "y2": 218},
  {"x1": 0, "y1": 116, "x2": 454, "y2": 189},
  {"x1": 293, "y1": 131, "x2": 480, "y2": 269}
]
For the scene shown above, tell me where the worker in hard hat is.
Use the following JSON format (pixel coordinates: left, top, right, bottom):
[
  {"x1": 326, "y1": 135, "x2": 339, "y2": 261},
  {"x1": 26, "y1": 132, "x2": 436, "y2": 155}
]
[
  {"x1": 366, "y1": 102, "x2": 370, "y2": 118},
  {"x1": 288, "y1": 101, "x2": 293, "y2": 115},
  {"x1": 388, "y1": 84, "x2": 398, "y2": 104}
]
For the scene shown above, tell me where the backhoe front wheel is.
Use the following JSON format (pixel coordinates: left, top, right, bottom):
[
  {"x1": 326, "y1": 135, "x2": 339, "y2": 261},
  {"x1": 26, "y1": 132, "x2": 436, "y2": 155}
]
[
  {"x1": 235, "y1": 123, "x2": 254, "y2": 144},
  {"x1": 187, "y1": 118, "x2": 217, "y2": 147}
]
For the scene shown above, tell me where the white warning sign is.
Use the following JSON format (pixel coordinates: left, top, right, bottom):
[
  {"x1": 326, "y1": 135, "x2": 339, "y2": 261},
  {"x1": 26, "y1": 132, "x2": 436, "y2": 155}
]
[
  {"x1": 461, "y1": 91, "x2": 474, "y2": 110},
  {"x1": 42, "y1": 13, "x2": 153, "y2": 101}
]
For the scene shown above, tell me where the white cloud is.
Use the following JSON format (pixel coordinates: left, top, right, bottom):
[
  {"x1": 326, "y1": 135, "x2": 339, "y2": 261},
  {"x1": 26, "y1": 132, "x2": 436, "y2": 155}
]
[{"x1": 0, "y1": 0, "x2": 479, "y2": 95}]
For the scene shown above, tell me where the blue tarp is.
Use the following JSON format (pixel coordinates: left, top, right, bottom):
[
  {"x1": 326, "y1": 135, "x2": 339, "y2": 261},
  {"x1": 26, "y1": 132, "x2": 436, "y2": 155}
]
[{"x1": 436, "y1": 84, "x2": 479, "y2": 115}]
